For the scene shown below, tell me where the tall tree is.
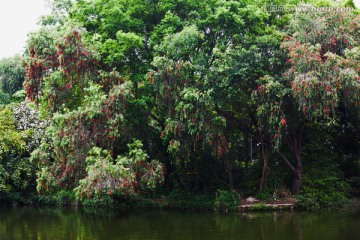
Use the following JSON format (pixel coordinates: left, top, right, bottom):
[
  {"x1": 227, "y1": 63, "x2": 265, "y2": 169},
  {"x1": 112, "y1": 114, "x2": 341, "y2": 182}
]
[
  {"x1": 0, "y1": 55, "x2": 25, "y2": 103},
  {"x1": 254, "y1": 10, "x2": 360, "y2": 194},
  {"x1": 151, "y1": 1, "x2": 287, "y2": 189}
]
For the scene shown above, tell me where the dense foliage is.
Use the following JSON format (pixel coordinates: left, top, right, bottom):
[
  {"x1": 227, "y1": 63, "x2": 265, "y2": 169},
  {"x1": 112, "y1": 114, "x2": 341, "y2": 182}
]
[
  {"x1": 0, "y1": 108, "x2": 34, "y2": 199},
  {"x1": 0, "y1": 0, "x2": 359, "y2": 208},
  {"x1": 0, "y1": 55, "x2": 25, "y2": 104}
]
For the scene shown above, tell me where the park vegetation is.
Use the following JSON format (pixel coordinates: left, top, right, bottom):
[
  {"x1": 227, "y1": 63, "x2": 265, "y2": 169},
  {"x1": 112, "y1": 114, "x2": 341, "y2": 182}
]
[{"x1": 0, "y1": 0, "x2": 359, "y2": 210}]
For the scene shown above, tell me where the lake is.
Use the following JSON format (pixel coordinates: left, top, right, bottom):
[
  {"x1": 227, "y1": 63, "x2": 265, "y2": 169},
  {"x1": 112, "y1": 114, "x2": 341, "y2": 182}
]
[{"x1": 1, "y1": 207, "x2": 360, "y2": 239}]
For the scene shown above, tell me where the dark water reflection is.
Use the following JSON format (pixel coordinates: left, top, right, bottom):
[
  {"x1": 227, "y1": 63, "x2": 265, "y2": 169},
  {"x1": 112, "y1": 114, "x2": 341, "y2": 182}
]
[{"x1": 1, "y1": 207, "x2": 360, "y2": 240}]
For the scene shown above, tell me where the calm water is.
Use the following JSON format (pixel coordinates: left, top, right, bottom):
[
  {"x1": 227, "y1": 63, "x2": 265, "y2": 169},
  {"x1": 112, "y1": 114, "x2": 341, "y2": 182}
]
[{"x1": 1, "y1": 207, "x2": 360, "y2": 240}]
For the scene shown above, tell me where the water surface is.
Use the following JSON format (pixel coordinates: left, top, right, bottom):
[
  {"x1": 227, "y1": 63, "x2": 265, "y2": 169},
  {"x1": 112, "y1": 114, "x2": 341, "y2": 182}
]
[{"x1": 1, "y1": 207, "x2": 359, "y2": 239}]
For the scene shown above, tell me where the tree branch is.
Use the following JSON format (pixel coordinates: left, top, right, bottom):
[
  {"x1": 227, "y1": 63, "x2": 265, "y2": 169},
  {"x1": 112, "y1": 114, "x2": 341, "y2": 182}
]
[
  {"x1": 277, "y1": 151, "x2": 296, "y2": 174},
  {"x1": 213, "y1": 106, "x2": 257, "y2": 138},
  {"x1": 297, "y1": 123, "x2": 305, "y2": 151}
]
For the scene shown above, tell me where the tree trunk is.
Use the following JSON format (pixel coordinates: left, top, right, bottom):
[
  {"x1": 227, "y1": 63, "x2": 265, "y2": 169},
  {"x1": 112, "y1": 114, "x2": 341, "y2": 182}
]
[
  {"x1": 279, "y1": 152, "x2": 302, "y2": 195},
  {"x1": 292, "y1": 125, "x2": 304, "y2": 195},
  {"x1": 292, "y1": 144, "x2": 303, "y2": 195},
  {"x1": 224, "y1": 157, "x2": 234, "y2": 190},
  {"x1": 228, "y1": 168, "x2": 234, "y2": 190},
  {"x1": 279, "y1": 124, "x2": 304, "y2": 195},
  {"x1": 259, "y1": 135, "x2": 269, "y2": 194},
  {"x1": 259, "y1": 160, "x2": 268, "y2": 194},
  {"x1": 292, "y1": 170, "x2": 302, "y2": 195}
]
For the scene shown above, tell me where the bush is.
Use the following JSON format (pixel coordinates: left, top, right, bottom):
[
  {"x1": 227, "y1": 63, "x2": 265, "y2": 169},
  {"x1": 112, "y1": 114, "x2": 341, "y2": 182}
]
[
  {"x1": 0, "y1": 91, "x2": 10, "y2": 105},
  {"x1": 56, "y1": 190, "x2": 76, "y2": 206},
  {"x1": 80, "y1": 195, "x2": 118, "y2": 208},
  {"x1": 167, "y1": 189, "x2": 215, "y2": 210},
  {"x1": 296, "y1": 177, "x2": 350, "y2": 209},
  {"x1": 74, "y1": 140, "x2": 165, "y2": 201},
  {"x1": 33, "y1": 195, "x2": 58, "y2": 206},
  {"x1": 0, "y1": 108, "x2": 31, "y2": 196},
  {"x1": 10, "y1": 100, "x2": 49, "y2": 153},
  {"x1": 213, "y1": 189, "x2": 240, "y2": 213},
  {"x1": 247, "y1": 203, "x2": 274, "y2": 211}
]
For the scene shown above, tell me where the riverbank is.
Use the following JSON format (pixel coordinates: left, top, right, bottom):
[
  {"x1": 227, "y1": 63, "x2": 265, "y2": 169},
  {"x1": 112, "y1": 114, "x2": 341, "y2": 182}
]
[{"x1": 1, "y1": 189, "x2": 356, "y2": 212}]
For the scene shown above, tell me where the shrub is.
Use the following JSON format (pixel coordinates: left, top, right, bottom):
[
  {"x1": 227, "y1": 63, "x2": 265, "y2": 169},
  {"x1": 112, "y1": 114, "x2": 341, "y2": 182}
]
[
  {"x1": 0, "y1": 108, "x2": 30, "y2": 196},
  {"x1": 167, "y1": 189, "x2": 215, "y2": 210},
  {"x1": 10, "y1": 100, "x2": 49, "y2": 153},
  {"x1": 55, "y1": 190, "x2": 76, "y2": 206},
  {"x1": 296, "y1": 176, "x2": 350, "y2": 209},
  {"x1": 0, "y1": 91, "x2": 10, "y2": 105},
  {"x1": 74, "y1": 140, "x2": 165, "y2": 201},
  {"x1": 213, "y1": 189, "x2": 240, "y2": 213}
]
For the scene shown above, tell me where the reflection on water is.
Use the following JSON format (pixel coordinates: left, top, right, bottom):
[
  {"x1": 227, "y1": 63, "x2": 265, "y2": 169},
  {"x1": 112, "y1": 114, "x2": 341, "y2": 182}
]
[{"x1": 0, "y1": 207, "x2": 360, "y2": 240}]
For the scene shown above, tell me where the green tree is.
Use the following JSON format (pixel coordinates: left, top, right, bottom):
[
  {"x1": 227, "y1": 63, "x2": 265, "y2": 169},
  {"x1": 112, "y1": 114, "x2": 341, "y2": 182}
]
[
  {"x1": 24, "y1": 21, "x2": 163, "y2": 195},
  {"x1": 0, "y1": 55, "x2": 25, "y2": 103},
  {"x1": 19, "y1": 0, "x2": 360, "y2": 201},
  {"x1": 254, "y1": 10, "x2": 360, "y2": 194},
  {"x1": 151, "y1": 1, "x2": 287, "y2": 190},
  {"x1": 24, "y1": 24, "x2": 98, "y2": 112},
  {"x1": 0, "y1": 108, "x2": 33, "y2": 196}
]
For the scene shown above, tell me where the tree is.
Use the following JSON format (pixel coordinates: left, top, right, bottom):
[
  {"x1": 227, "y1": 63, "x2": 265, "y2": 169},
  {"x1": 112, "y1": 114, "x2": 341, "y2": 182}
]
[
  {"x1": 254, "y1": 10, "x2": 360, "y2": 195},
  {"x1": 151, "y1": 1, "x2": 287, "y2": 190},
  {"x1": 24, "y1": 24, "x2": 98, "y2": 111},
  {"x1": 0, "y1": 55, "x2": 25, "y2": 103},
  {"x1": 0, "y1": 108, "x2": 33, "y2": 196},
  {"x1": 24, "y1": 19, "x2": 165, "y2": 196},
  {"x1": 15, "y1": 0, "x2": 360, "y2": 201}
]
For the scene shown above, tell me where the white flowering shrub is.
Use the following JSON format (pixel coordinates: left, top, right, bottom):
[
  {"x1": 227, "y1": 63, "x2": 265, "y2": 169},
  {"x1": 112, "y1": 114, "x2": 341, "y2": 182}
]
[{"x1": 11, "y1": 100, "x2": 49, "y2": 153}]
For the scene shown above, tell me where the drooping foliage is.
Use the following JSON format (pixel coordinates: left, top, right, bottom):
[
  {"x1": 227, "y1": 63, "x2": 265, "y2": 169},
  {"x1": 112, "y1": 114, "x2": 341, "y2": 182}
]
[
  {"x1": 283, "y1": 11, "x2": 360, "y2": 119},
  {"x1": 32, "y1": 82, "x2": 134, "y2": 191},
  {"x1": 74, "y1": 140, "x2": 164, "y2": 200},
  {"x1": 152, "y1": 25, "x2": 229, "y2": 158},
  {"x1": 24, "y1": 25, "x2": 98, "y2": 112},
  {"x1": 21, "y1": 12, "x2": 166, "y2": 198},
  {"x1": 253, "y1": 9, "x2": 360, "y2": 195},
  {"x1": 1, "y1": 0, "x2": 359, "y2": 206}
]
